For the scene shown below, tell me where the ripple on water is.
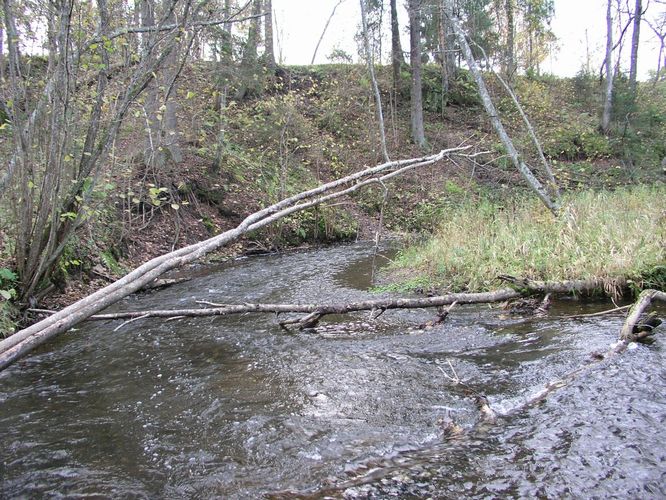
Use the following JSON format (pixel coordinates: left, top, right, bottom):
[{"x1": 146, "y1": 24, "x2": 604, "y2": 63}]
[{"x1": 1, "y1": 243, "x2": 665, "y2": 498}]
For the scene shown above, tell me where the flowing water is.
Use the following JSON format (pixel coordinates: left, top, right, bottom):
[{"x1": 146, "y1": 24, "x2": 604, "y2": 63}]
[{"x1": 1, "y1": 244, "x2": 665, "y2": 498}]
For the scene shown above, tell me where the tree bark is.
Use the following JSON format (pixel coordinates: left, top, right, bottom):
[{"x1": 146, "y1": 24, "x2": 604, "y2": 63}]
[
  {"x1": 52, "y1": 289, "x2": 521, "y2": 324},
  {"x1": 0, "y1": 17, "x2": 4, "y2": 84},
  {"x1": 620, "y1": 289, "x2": 666, "y2": 341},
  {"x1": 505, "y1": 0, "x2": 515, "y2": 81},
  {"x1": 36, "y1": 275, "x2": 626, "y2": 331},
  {"x1": 360, "y1": 0, "x2": 390, "y2": 162},
  {"x1": 408, "y1": 0, "x2": 426, "y2": 148},
  {"x1": 236, "y1": 0, "x2": 263, "y2": 99}
]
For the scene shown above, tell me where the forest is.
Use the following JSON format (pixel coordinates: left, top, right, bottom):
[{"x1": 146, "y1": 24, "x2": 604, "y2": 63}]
[{"x1": 0, "y1": 0, "x2": 665, "y2": 497}]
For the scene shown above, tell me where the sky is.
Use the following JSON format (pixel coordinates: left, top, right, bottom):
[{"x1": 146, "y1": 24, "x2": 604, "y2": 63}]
[{"x1": 273, "y1": 0, "x2": 664, "y2": 79}]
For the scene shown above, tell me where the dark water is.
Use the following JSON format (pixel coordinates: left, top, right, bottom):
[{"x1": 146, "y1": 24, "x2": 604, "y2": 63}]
[{"x1": 1, "y1": 244, "x2": 665, "y2": 498}]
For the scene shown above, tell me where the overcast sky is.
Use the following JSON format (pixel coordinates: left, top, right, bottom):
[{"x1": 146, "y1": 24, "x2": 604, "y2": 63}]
[{"x1": 273, "y1": 0, "x2": 664, "y2": 79}]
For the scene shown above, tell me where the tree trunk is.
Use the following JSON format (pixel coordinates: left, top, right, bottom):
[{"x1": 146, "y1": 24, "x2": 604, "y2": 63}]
[
  {"x1": 264, "y1": 0, "x2": 276, "y2": 71},
  {"x1": 236, "y1": 0, "x2": 262, "y2": 99},
  {"x1": 448, "y1": 13, "x2": 560, "y2": 214},
  {"x1": 360, "y1": 0, "x2": 390, "y2": 162},
  {"x1": 620, "y1": 289, "x2": 666, "y2": 341},
  {"x1": 505, "y1": 0, "x2": 515, "y2": 81},
  {"x1": 142, "y1": 0, "x2": 161, "y2": 167},
  {"x1": 0, "y1": 18, "x2": 4, "y2": 83},
  {"x1": 408, "y1": 0, "x2": 426, "y2": 148},
  {"x1": 390, "y1": 0, "x2": 405, "y2": 96},
  {"x1": 601, "y1": 0, "x2": 614, "y2": 134},
  {"x1": 241, "y1": 0, "x2": 261, "y2": 67},
  {"x1": 628, "y1": 0, "x2": 642, "y2": 98},
  {"x1": 311, "y1": 0, "x2": 344, "y2": 65}
]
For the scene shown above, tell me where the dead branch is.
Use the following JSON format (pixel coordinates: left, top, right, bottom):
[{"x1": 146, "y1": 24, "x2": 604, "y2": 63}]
[{"x1": 270, "y1": 288, "x2": 664, "y2": 499}]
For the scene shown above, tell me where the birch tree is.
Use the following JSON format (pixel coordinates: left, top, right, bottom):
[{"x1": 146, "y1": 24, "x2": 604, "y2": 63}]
[
  {"x1": 360, "y1": 0, "x2": 390, "y2": 161},
  {"x1": 446, "y1": 8, "x2": 560, "y2": 213}
]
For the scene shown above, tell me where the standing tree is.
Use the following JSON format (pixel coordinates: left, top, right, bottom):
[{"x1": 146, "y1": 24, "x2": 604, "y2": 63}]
[
  {"x1": 505, "y1": 0, "x2": 516, "y2": 80},
  {"x1": 408, "y1": 0, "x2": 427, "y2": 148},
  {"x1": 628, "y1": 0, "x2": 643, "y2": 97},
  {"x1": 517, "y1": 0, "x2": 554, "y2": 75},
  {"x1": 236, "y1": 0, "x2": 262, "y2": 99},
  {"x1": 438, "y1": 0, "x2": 457, "y2": 94},
  {"x1": 601, "y1": 0, "x2": 615, "y2": 134},
  {"x1": 143, "y1": 0, "x2": 185, "y2": 170},
  {"x1": 264, "y1": 0, "x2": 276, "y2": 71},
  {"x1": 360, "y1": 0, "x2": 390, "y2": 161},
  {"x1": 0, "y1": 0, "x2": 251, "y2": 302},
  {"x1": 390, "y1": 0, "x2": 405, "y2": 97},
  {"x1": 645, "y1": 2, "x2": 666, "y2": 82}
]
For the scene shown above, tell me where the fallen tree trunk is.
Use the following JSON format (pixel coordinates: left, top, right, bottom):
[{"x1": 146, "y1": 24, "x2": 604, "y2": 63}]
[
  {"x1": 271, "y1": 289, "x2": 664, "y2": 498},
  {"x1": 620, "y1": 289, "x2": 666, "y2": 340},
  {"x1": 47, "y1": 289, "x2": 520, "y2": 327},
  {"x1": 27, "y1": 277, "x2": 619, "y2": 330},
  {"x1": 447, "y1": 14, "x2": 561, "y2": 214},
  {"x1": 0, "y1": 147, "x2": 469, "y2": 371}
]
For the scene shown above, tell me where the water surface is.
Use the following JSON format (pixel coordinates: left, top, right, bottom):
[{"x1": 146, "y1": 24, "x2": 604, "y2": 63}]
[{"x1": 1, "y1": 244, "x2": 665, "y2": 498}]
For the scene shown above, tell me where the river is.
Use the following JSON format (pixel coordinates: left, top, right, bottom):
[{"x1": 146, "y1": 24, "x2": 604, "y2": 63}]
[{"x1": 1, "y1": 244, "x2": 665, "y2": 498}]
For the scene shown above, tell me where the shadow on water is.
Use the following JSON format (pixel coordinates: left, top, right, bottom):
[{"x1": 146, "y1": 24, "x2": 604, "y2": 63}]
[{"x1": 1, "y1": 243, "x2": 665, "y2": 498}]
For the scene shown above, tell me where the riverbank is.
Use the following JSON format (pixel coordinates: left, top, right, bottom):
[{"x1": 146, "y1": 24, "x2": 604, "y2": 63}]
[{"x1": 384, "y1": 185, "x2": 666, "y2": 297}]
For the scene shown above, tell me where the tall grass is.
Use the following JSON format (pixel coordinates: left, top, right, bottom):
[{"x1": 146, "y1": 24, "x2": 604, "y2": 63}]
[{"x1": 392, "y1": 186, "x2": 666, "y2": 295}]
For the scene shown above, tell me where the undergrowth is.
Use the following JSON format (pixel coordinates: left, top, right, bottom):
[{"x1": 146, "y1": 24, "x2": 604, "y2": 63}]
[{"x1": 389, "y1": 185, "x2": 666, "y2": 296}]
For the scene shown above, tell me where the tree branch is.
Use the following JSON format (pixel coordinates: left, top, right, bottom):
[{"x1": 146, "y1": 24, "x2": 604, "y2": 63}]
[{"x1": 0, "y1": 147, "x2": 470, "y2": 370}]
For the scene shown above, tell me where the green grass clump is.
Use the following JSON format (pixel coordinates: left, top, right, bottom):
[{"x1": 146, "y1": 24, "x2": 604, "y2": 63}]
[{"x1": 392, "y1": 186, "x2": 666, "y2": 295}]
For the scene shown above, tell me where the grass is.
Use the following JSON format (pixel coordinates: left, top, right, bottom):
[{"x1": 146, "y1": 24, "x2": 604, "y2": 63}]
[{"x1": 390, "y1": 185, "x2": 666, "y2": 296}]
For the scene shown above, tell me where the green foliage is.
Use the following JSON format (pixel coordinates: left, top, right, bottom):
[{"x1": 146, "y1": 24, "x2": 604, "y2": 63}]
[
  {"x1": 99, "y1": 250, "x2": 124, "y2": 275},
  {"x1": 613, "y1": 81, "x2": 666, "y2": 169},
  {"x1": 0, "y1": 268, "x2": 18, "y2": 301},
  {"x1": 0, "y1": 267, "x2": 18, "y2": 337},
  {"x1": 543, "y1": 124, "x2": 611, "y2": 160},
  {"x1": 448, "y1": 70, "x2": 480, "y2": 106},
  {"x1": 637, "y1": 265, "x2": 666, "y2": 293}
]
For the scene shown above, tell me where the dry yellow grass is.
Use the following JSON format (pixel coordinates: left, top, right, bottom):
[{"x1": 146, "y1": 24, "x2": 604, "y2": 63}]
[{"x1": 392, "y1": 185, "x2": 666, "y2": 294}]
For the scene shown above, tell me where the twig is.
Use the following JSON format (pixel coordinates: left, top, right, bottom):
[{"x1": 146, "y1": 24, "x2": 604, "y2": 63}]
[
  {"x1": 113, "y1": 314, "x2": 150, "y2": 332},
  {"x1": 558, "y1": 304, "x2": 631, "y2": 319}
]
